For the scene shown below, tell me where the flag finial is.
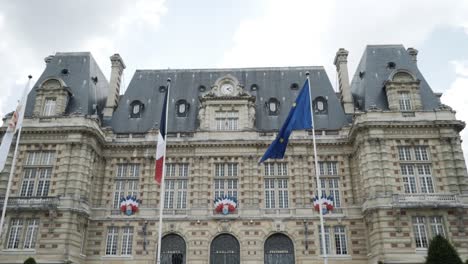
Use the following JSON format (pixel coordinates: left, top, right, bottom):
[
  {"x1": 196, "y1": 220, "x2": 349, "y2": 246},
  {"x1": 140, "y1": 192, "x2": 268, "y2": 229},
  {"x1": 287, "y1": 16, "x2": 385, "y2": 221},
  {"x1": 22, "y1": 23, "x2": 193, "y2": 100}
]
[
  {"x1": 167, "y1": 77, "x2": 171, "y2": 83},
  {"x1": 305, "y1": 71, "x2": 310, "y2": 76}
]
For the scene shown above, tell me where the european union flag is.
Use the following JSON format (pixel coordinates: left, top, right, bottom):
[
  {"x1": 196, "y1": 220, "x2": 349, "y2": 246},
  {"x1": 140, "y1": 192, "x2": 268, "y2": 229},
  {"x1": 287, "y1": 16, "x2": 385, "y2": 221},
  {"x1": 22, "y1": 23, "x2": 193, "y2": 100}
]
[{"x1": 259, "y1": 80, "x2": 312, "y2": 163}]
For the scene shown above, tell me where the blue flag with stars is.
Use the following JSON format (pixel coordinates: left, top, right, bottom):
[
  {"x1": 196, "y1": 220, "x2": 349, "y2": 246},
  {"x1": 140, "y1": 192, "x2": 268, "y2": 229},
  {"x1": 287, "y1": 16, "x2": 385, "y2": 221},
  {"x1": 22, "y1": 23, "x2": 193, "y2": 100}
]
[{"x1": 259, "y1": 80, "x2": 312, "y2": 163}]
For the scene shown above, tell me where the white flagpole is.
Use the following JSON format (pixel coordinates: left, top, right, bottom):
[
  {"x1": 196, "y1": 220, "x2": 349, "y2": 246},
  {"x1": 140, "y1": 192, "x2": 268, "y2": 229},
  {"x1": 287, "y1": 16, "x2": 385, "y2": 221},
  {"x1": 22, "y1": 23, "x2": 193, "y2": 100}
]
[
  {"x1": 306, "y1": 72, "x2": 328, "y2": 264},
  {"x1": 156, "y1": 78, "x2": 171, "y2": 264},
  {"x1": 0, "y1": 75, "x2": 32, "y2": 239}
]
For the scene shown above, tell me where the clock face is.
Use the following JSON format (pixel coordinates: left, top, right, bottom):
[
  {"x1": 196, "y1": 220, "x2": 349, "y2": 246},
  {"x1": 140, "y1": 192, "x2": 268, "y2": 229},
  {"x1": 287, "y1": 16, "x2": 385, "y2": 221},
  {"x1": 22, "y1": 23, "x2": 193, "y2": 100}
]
[{"x1": 221, "y1": 83, "x2": 234, "y2": 95}]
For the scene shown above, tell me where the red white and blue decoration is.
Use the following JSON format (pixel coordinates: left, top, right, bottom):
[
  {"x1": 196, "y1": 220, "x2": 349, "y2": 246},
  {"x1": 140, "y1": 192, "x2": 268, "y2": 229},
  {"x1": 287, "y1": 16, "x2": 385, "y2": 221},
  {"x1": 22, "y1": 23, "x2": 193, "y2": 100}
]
[
  {"x1": 312, "y1": 194, "x2": 334, "y2": 214},
  {"x1": 120, "y1": 195, "x2": 142, "y2": 216},
  {"x1": 214, "y1": 195, "x2": 237, "y2": 215}
]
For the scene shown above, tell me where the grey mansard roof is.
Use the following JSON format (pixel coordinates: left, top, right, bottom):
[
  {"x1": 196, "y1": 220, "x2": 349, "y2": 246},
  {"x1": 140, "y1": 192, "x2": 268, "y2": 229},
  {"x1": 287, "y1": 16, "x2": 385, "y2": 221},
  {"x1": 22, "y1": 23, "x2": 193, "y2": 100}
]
[
  {"x1": 110, "y1": 67, "x2": 350, "y2": 133},
  {"x1": 25, "y1": 52, "x2": 109, "y2": 117},
  {"x1": 350, "y1": 45, "x2": 440, "y2": 111}
]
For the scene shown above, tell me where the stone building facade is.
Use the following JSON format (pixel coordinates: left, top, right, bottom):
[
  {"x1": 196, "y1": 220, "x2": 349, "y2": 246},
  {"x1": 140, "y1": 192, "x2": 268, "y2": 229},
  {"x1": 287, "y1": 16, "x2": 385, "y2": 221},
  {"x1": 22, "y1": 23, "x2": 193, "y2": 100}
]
[{"x1": 0, "y1": 45, "x2": 467, "y2": 264}]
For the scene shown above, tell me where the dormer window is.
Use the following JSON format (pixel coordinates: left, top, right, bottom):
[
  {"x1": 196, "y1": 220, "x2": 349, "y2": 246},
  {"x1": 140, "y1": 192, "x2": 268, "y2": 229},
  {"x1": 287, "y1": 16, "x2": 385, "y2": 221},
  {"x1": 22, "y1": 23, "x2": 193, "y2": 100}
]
[
  {"x1": 385, "y1": 70, "x2": 421, "y2": 111},
  {"x1": 313, "y1": 97, "x2": 328, "y2": 114},
  {"x1": 34, "y1": 78, "x2": 71, "y2": 117},
  {"x1": 267, "y1": 98, "x2": 280, "y2": 116},
  {"x1": 176, "y1": 100, "x2": 190, "y2": 117},
  {"x1": 130, "y1": 100, "x2": 144, "y2": 118},
  {"x1": 43, "y1": 98, "x2": 56, "y2": 116}
]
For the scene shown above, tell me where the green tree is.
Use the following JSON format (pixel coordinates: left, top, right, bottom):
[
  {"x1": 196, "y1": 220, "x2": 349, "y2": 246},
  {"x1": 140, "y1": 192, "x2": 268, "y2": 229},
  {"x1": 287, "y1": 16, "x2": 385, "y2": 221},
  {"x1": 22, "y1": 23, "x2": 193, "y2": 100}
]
[
  {"x1": 425, "y1": 235, "x2": 462, "y2": 264},
  {"x1": 23, "y1": 258, "x2": 36, "y2": 264}
]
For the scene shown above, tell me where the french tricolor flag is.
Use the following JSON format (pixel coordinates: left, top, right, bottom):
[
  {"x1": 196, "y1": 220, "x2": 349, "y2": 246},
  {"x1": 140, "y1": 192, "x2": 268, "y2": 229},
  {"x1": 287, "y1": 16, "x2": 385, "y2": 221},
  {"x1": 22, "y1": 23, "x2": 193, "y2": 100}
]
[{"x1": 155, "y1": 86, "x2": 169, "y2": 184}]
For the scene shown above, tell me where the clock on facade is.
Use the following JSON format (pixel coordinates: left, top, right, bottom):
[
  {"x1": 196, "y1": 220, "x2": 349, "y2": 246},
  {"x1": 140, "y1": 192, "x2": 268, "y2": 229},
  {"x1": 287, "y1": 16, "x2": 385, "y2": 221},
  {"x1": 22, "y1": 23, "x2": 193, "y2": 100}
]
[{"x1": 221, "y1": 83, "x2": 234, "y2": 95}]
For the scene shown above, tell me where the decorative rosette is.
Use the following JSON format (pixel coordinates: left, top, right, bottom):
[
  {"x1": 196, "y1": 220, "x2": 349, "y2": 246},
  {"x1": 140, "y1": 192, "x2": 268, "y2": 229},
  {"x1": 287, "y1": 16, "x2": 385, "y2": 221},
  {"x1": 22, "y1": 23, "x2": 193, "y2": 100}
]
[
  {"x1": 120, "y1": 195, "x2": 142, "y2": 216},
  {"x1": 214, "y1": 195, "x2": 238, "y2": 215},
  {"x1": 312, "y1": 194, "x2": 334, "y2": 214}
]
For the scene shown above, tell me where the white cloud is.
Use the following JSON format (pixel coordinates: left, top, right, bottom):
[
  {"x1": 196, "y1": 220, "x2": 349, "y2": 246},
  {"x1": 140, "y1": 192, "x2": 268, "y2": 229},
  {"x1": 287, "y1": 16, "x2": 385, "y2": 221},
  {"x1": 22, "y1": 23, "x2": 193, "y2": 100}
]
[
  {"x1": 221, "y1": 0, "x2": 468, "y2": 87},
  {"x1": 442, "y1": 61, "x2": 468, "y2": 162},
  {"x1": 113, "y1": 0, "x2": 167, "y2": 34},
  {"x1": 0, "y1": 0, "x2": 168, "y2": 121}
]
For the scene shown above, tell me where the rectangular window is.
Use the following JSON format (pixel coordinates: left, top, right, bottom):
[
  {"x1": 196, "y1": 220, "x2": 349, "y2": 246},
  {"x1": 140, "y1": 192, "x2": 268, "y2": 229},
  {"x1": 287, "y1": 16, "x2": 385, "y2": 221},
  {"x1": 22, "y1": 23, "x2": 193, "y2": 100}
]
[
  {"x1": 413, "y1": 216, "x2": 428, "y2": 248},
  {"x1": 6, "y1": 218, "x2": 39, "y2": 249},
  {"x1": 120, "y1": 227, "x2": 133, "y2": 255},
  {"x1": 21, "y1": 151, "x2": 55, "y2": 197},
  {"x1": 334, "y1": 226, "x2": 348, "y2": 255},
  {"x1": 264, "y1": 162, "x2": 288, "y2": 209},
  {"x1": 113, "y1": 164, "x2": 140, "y2": 208},
  {"x1": 399, "y1": 92, "x2": 412, "y2": 111},
  {"x1": 264, "y1": 179, "x2": 276, "y2": 209},
  {"x1": 7, "y1": 219, "x2": 23, "y2": 249},
  {"x1": 429, "y1": 216, "x2": 445, "y2": 237},
  {"x1": 318, "y1": 161, "x2": 338, "y2": 175},
  {"x1": 277, "y1": 179, "x2": 289, "y2": 208},
  {"x1": 105, "y1": 227, "x2": 119, "y2": 255},
  {"x1": 319, "y1": 226, "x2": 348, "y2": 255},
  {"x1": 398, "y1": 146, "x2": 412, "y2": 161},
  {"x1": 399, "y1": 146, "x2": 435, "y2": 194},
  {"x1": 414, "y1": 146, "x2": 429, "y2": 161},
  {"x1": 318, "y1": 226, "x2": 331, "y2": 255},
  {"x1": 317, "y1": 175, "x2": 341, "y2": 208},
  {"x1": 215, "y1": 111, "x2": 239, "y2": 131},
  {"x1": 23, "y1": 219, "x2": 39, "y2": 249},
  {"x1": 43, "y1": 98, "x2": 57, "y2": 116},
  {"x1": 214, "y1": 163, "x2": 239, "y2": 200},
  {"x1": 164, "y1": 163, "x2": 189, "y2": 209}
]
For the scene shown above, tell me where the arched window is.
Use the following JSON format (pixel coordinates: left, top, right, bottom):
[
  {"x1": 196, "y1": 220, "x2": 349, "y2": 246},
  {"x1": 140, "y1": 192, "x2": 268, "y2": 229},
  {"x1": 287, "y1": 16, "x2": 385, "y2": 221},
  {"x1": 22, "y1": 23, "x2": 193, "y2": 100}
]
[
  {"x1": 264, "y1": 233, "x2": 295, "y2": 264},
  {"x1": 161, "y1": 234, "x2": 186, "y2": 264},
  {"x1": 130, "y1": 100, "x2": 144, "y2": 118},
  {"x1": 313, "y1": 97, "x2": 328, "y2": 114},
  {"x1": 176, "y1": 100, "x2": 190, "y2": 117},
  {"x1": 210, "y1": 234, "x2": 240, "y2": 264}
]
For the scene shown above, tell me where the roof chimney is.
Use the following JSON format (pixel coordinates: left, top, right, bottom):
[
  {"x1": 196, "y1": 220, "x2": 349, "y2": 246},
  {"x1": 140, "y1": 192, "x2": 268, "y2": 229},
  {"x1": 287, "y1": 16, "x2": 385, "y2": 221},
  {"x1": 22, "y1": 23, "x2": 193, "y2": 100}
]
[
  {"x1": 407, "y1": 47, "x2": 418, "y2": 64},
  {"x1": 103, "y1": 54, "x2": 126, "y2": 118},
  {"x1": 334, "y1": 48, "x2": 354, "y2": 114}
]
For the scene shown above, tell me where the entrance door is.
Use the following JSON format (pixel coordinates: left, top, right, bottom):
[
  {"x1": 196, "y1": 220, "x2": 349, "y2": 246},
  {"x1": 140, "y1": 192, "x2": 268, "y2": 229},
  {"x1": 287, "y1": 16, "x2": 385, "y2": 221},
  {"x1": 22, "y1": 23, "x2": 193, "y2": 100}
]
[
  {"x1": 210, "y1": 234, "x2": 240, "y2": 264},
  {"x1": 161, "y1": 234, "x2": 186, "y2": 264},
  {"x1": 264, "y1": 233, "x2": 294, "y2": 264}
]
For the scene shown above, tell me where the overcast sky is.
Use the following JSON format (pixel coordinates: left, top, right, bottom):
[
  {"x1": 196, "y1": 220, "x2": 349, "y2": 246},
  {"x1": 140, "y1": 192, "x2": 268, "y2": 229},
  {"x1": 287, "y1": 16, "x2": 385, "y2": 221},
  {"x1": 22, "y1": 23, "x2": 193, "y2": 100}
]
[{"x1": 1, "y1": 0, "x2": 468, "y2": 159}]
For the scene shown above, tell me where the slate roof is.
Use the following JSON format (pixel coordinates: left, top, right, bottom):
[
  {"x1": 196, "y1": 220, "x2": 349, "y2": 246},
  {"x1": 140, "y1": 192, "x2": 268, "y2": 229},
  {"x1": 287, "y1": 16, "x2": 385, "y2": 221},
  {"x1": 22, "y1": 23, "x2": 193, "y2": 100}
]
[
  {"x1": 110, "y1": 67, "x2": 350, "y2": 133},
  {"x1": 350, "y1": 45, "x2": 440, "y2": 111},
  {"x1": 25, "y1": 52, "x2": 109, "y2": 117}
]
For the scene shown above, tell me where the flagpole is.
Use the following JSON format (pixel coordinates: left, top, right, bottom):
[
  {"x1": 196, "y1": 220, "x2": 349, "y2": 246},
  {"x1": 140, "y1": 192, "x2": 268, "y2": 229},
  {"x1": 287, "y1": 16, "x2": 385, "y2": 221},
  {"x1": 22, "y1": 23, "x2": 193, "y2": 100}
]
[
  {"x1": 156, "y1": 78, "x2": 171, "y2": 264},
  {"x1": 0, "y1": 75, "x2": 32, "y2": 239},
  {"x1": 306, "y1": 72, "x2": 328, "y2": 264}
]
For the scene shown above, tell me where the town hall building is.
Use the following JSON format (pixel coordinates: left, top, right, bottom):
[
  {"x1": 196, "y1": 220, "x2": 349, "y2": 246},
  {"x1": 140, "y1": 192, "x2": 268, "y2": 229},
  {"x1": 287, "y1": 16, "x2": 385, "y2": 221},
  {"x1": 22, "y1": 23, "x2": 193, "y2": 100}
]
[{"x1": 0, "y1": 45, "x2": 467, "y2": 264}]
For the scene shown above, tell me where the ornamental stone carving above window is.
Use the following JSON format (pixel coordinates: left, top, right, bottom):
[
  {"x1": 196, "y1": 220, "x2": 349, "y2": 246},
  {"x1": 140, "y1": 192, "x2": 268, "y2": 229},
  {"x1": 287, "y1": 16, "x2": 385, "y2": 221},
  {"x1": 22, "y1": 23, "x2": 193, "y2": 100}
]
[{"x1": 198, "y1": 75, "x2": 256, "y2": 131}]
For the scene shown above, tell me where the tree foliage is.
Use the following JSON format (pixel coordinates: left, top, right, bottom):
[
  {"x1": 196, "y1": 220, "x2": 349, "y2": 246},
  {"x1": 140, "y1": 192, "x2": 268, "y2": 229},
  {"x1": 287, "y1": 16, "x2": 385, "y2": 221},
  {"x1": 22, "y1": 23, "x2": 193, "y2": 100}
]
[
  {"x1": 425, "y1": 235, "x2": 462, "y2": 264},
  {"x1": 24, "y1": 258, "x2": 37, "y2": 264}
]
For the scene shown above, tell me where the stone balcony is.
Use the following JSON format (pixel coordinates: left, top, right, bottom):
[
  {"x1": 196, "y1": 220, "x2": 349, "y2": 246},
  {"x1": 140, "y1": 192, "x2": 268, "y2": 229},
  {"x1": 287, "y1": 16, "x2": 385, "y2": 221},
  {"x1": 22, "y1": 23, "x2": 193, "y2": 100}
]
[
  {"x1": 392, "y1": 193, "x2": 460, "y2": 208},
  {"x1": 0, "y1": 196, "x2": 60, "y2": 210}
]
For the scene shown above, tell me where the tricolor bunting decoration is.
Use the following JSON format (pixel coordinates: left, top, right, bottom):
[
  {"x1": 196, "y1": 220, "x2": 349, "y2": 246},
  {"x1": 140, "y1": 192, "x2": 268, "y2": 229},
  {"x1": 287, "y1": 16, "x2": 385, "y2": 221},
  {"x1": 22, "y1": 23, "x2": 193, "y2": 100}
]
[
  {"x1": 312, "y1": 194, "x2": 334, "y2": 214},
  {"x1": 214, "y1": 195, "x2": 238, "y2": 215},
  {"x1": 119, "y1": 195, "x2": 142, "y2": 216}
]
